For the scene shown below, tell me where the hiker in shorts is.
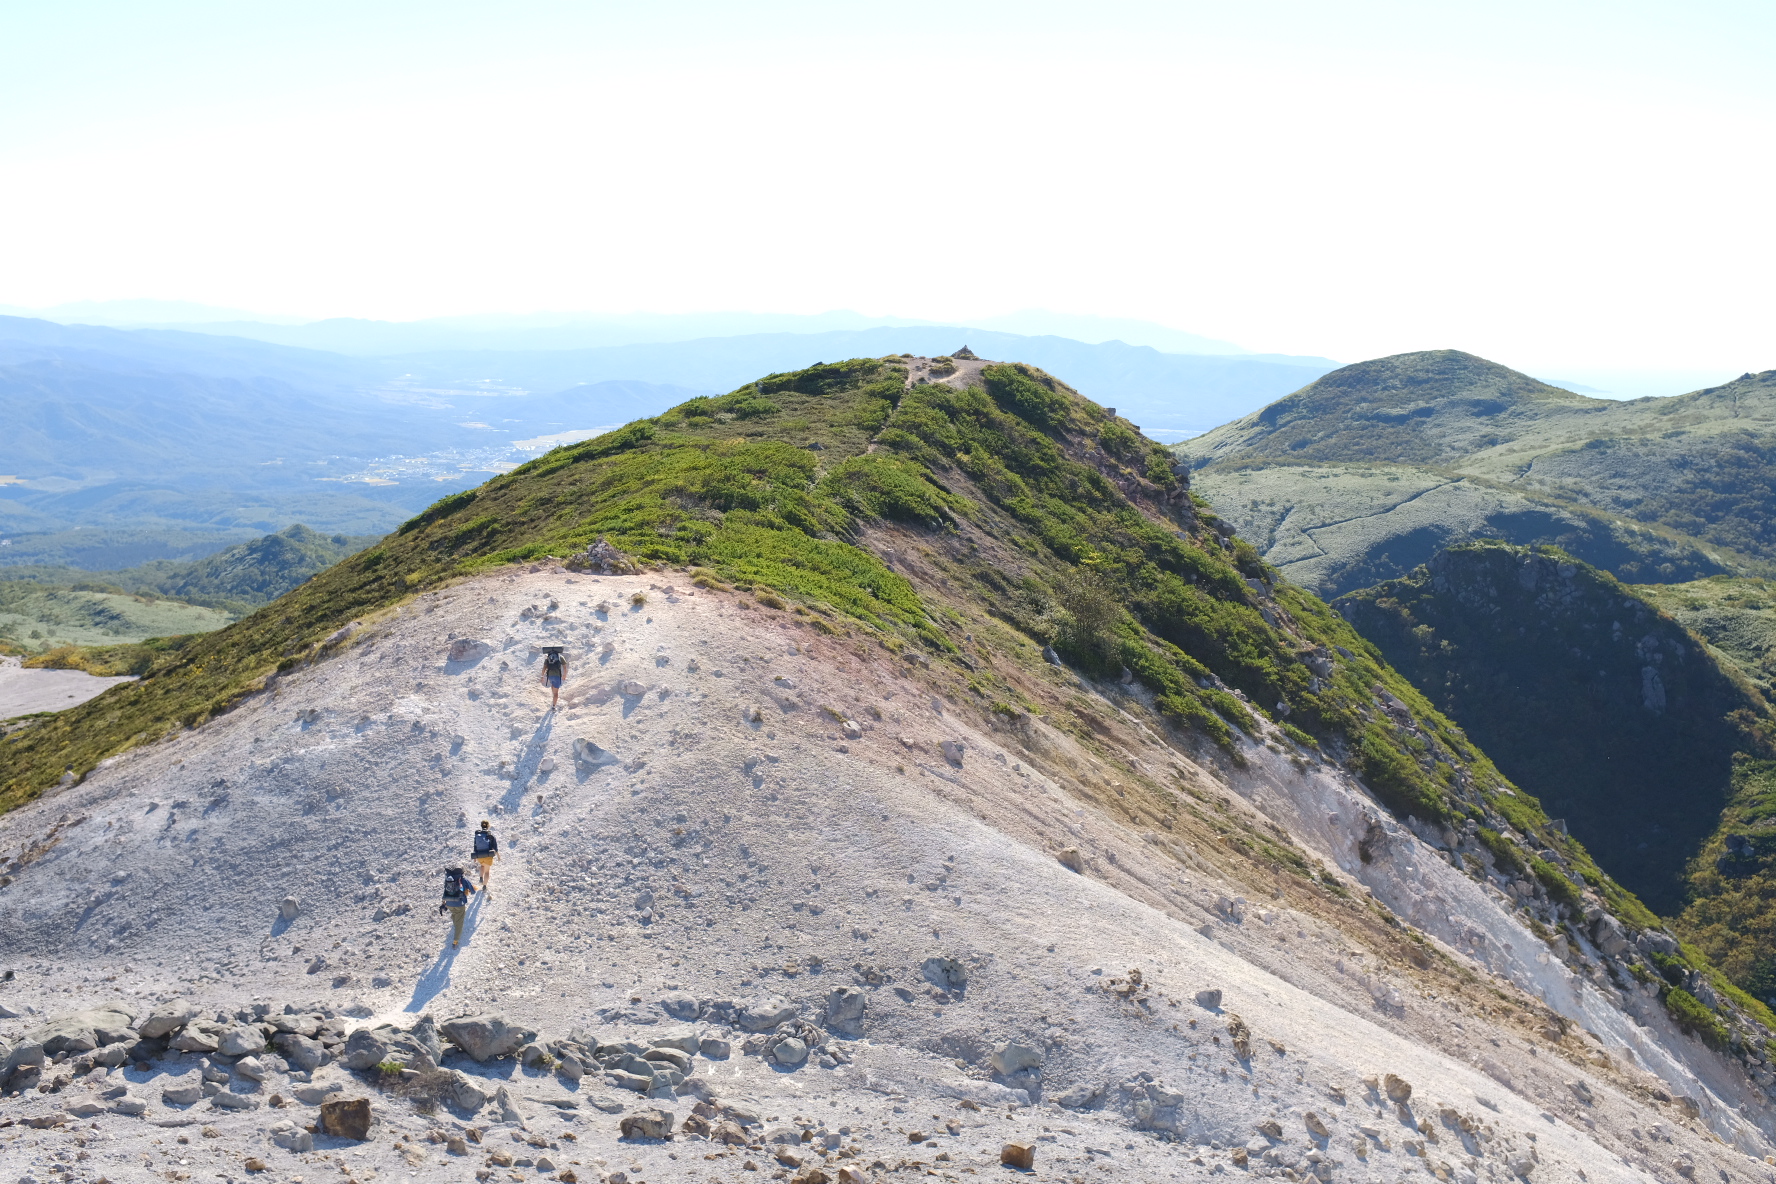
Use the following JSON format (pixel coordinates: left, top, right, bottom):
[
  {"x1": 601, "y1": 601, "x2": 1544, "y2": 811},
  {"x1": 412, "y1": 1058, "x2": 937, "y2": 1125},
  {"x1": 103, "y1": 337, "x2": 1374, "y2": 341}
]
[
  {"x1": 440, "y1": 866, "x2": 477, "y2": 948},
  {"x1": 472, "y1": 820, "x2": 499, "y2": 894},
  {"x1": 540, "y1": 647, "x2": 567, "y2": 709}
]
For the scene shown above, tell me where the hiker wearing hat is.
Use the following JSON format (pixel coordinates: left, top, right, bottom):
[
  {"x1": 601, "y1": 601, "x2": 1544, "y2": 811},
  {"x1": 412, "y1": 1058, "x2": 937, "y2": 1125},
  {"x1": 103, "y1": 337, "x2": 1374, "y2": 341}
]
[
  {"x1": 472, "y1": 820, "x2": 499, "y2": 895},
  {"x1": 440, "y1": 866, "x2": 477, "y2": 948},
  {"x1": 540, "y1": 647, "x2": 568, "y2": 709}
]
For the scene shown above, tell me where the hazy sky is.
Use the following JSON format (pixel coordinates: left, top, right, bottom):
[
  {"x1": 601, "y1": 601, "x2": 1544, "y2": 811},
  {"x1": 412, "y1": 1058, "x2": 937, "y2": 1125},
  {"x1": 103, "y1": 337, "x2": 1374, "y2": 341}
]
[{"x1": 3, "y1": 1, "x2": 1772, "y2": 373}]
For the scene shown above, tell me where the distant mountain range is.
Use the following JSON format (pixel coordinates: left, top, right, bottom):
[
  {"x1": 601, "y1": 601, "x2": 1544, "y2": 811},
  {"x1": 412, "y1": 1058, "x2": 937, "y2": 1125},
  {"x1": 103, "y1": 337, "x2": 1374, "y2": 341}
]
[
  {"x1": 0, "y1": 314, "x2": 1337, "y2": 562},
  {"x1": 1178, "y1": 349, "x2": 1776, "y2": 594}
]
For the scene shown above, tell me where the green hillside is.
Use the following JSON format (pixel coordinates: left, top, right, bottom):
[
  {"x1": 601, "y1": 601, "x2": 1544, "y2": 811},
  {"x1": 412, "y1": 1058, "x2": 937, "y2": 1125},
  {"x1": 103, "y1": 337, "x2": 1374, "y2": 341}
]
[
  {"x1": 1178, "y1": 350, "x2": 1776, "y2": 594},
  {"x1": 0, "y1": 583, "x2": 231, "y2": 652},
  {"x1": 1638, "y1": 575, "x2": 1776, "y2": 697},
  {"x1": 1337, "y1": 542, "x2": 1776, "y2": 1001},
  {"x1": 1, "y1": 358, "x2": 1524, "y2": 834},
  {"x1": 5, "y1": 353, "x2": 1762, "y2": 1047}
]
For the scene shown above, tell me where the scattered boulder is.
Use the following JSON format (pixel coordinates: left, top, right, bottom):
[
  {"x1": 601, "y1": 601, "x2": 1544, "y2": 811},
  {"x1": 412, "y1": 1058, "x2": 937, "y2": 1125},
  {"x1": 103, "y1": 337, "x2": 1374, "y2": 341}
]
[
  {"x1": 1054, "y1": 1083, "x2": 1101, "y2": 1110},
  {"x1": 451, "y1": 1072, "x2": 489, "y2": 1112},
  {"x1": 841, "y1": 720, "x2": 863, "y2": 740},
  {"x1": 699, "y1": 1037, "x2": 732, "y2": 1060},
  {"x1": 320, "y1": 1096, "x2": 373, "y2": 1140},
  {"x1": 940, "y1": 740, "x2": 965, "y2": 766},
  {"x1": 1194, "y1": 989, "x2": 1223, "y2": 1010},
  {"x1": 24, "y1": 1009, "x2": 133, "y2": 1056},
  {"x1": 620, "y1": 680, "x2": 647, "y2": 697},
  {"x1": 1383, "y1": 1074, "x2": 1413, "y2": 1103},
  {"x1": 825, "y1": 986, "x2": 866, "y2": 1034},
  {"x1": 737, "y1": 996, "x2": 798, "y2": 1032},
  {"x1": 494, "y1": 1085, "x2": 526, "y2": 1125},
  {"x1": 271, "y1": 1119, "x2": 314, "y2": 1152},
  {"x1": 921, "y1": 957, "x2": 968, "y2": 993},
  {"x1": 440, "y1": 1014, "x2": 537, "y2": 1062},
  {"x1": 774, "y1": 1038, "x2": 809, "y2": 1067},
  {"x1": 169, "y1": 1025, "x2": 221, "y2": 1054},
  {"x1": 293, "y1": 1083, "x2": 343, "y2": 1105},
  {"x1": 1057, "y1": 847, "x2": 1084, "y2": 873},
  {"x1": 1304, "y1": 1111, "x2": 1330, "y2": 1137},
  {"x1": 218, "y1": 1025, "x2": 269, "y2": 1058},
  {"x1": 620, "y1": 1107, "x2": 675, "y2": 1140},
  {"x1": 990, "y1": 1041, "x2": 1043, "y2": 1075},
  {"x1": 1001, "y1": 1141, "x2": 1036, "y2": 1170},
  {"x1": 111, "y1": 1095, "x2": 149, "y2": 1116},
  {"x1": 557, "y1": 1053, "x2": 584, "y2": 1081},
  {"x1": 163, "y1": 1082, "x2": 204, "y2": 1106},
  {"x1": 341, "y1": 1027, "x2": 393, "y2": 1070},
  {"x1": 212, "y1": 1090, "x2": 260, "y2": 1111},
  {"x1": 274, "y1": 1033, "x2": 326, "y2": 1072},
  {"x1": 137, "y1": 1002, "x2": 198, "y2": 1040},
  {"x1": 234, "y1": 1055, "x2": 269, "y2": 1082},
  {"x1": 658, "y1": 991, "x2": 700, "y2": 1020},
  {"x1": 278, "y1": 897, "x2": 301, "y2": 921}
]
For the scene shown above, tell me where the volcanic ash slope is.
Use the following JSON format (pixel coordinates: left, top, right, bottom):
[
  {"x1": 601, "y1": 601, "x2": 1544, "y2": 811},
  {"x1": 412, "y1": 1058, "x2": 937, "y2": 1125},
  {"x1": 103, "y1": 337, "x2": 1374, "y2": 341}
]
[{"x1": 0, "y1": 568, "x2": 1768, "y2": 1182}]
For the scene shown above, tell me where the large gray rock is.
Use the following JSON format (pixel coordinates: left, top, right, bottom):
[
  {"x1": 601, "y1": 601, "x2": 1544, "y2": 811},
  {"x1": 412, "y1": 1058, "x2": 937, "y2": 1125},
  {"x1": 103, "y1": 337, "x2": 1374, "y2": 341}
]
[
  {"x1": 441, "y1": 1014, "x2": 537, "y2": 1062},
  {"x1": 1, "y1": 1039, "x2": 45, "y2": 1080},
  {"x1": 274, "y1": 1033, "x2": 326, "y2": 1072},
  {"x1": 136, "y1": 1001, "x2": 198, "y2": 1040},
  {"x1": 234, "y1": 1056, "x2": 270, "y2": 1082},
  {"x1": 271, "y1": 1120, "x2": 314, "y2": 1151},
  {"x1": 736, "y1": 996, "x2": 798, "y2": 1033},
  {"x1": 991, "y1": 1041, "x2": 1044, "y2": 1075},
  {"x1": 168, "y1": 1024, "x2": 221, "y2": 1053},
  {"x1": 341, "y1": 1028, "x2": 393, "y2": 1070},
  {"x1": 824, "y1": 986, "x2": 866, "y2": 1034},
  {"x1": 494, "y1": 1085, "x2": 526, "y2": 1126},
  {"x1": 451, "y1": 1072, "x2": 489, "y2": 1112},
  {"x1": 25, "y1": 1009, "x2": 134, "y2": 1056},
  {"x1": 111, "y1": 1095, "x2": 149, "y2": 1116},
  {"x1": 218, "y1": 1026, "x2": 268, "y2": 1058},
  {"x1": 162, "y1": 1082, "x2": 204, "y2": 1106},
  {"x1": 658, "y1": 991, "x2": 701, "y2": 1020},
  {"x1": 92, "y1": 1039, "x2": 140, "y2": 1068},
  {"x1": 649, "y1": 1029, "x2": 701, "y2": 1054},
  {"x1": 212, "y1": 1089, "x2": 260, "y2": 1110},
  {"x1": 620, "y1": 1107, "x2": 675, "y2": 1140}
]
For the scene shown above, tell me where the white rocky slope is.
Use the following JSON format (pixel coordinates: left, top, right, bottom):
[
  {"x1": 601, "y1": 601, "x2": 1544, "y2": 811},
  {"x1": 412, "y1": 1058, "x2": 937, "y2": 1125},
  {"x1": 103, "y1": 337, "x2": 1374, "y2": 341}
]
[{"x1": 1, "y1": 567, "x2": 1774, "y2": 1184}]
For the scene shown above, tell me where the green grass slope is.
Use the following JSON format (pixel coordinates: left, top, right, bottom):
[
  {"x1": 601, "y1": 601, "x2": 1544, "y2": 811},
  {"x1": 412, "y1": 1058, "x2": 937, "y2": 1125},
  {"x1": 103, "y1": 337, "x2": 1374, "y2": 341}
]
[
  {"x1": 0, "y1": 358, "x2": 1506, "y2": 828},
  {"x1": 0, "y1": 584, "x2": 231, "y2": 651},
  {"x1": 1336, "y1": 541, "x2": 1776, "y2": 1002},
  {"x1": 1177, "y1": 350, "x2": 1776, "y2": 593},
  {"x1": 10, "y1": 353, "x2": 1766, "y2": 1046}
]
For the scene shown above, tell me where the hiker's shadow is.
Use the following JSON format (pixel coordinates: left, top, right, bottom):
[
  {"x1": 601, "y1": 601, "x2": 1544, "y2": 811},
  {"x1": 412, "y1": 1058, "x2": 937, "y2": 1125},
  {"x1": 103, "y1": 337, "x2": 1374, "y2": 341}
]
[
  {"x1": 498, "y1": 715, "x2": 556, "y2": 812},
  {"x1": 404, "y1": 894, "x2": 487, "y2": 1013}
]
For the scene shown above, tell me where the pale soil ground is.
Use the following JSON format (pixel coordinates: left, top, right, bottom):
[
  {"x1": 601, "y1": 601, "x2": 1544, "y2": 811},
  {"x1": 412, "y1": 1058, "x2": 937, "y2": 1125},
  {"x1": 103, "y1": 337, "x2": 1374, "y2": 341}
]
[
  {"x1": 0, "y1": 655, "x2": 136, "y2": 720},
  {"x1": 1, "y1": 568, "x2": 1774, "y2": 1183}
]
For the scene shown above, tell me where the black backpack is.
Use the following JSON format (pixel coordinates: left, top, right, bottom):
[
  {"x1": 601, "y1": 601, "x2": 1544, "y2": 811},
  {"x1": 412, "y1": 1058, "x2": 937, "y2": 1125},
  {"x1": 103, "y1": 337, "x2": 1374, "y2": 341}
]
[
  {"x1": 441, "y1": 868, "x2": 469, "y2": 909},
  {"x1": 544, "y1": 652, "x2": 565, "y2": 674},
  {"x1": 473, "y1": 829, "x2": 495, "y2": 855}
]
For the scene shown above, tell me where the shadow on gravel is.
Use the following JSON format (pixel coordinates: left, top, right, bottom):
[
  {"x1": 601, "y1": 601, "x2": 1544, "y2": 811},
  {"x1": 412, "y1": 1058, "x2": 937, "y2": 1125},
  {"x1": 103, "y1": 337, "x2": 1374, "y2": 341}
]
[
  {"x1": 404, "y1": 893, "x2": 487, "y2": 1012},
  {"x1": 499, "y1": 715, "x2": 556, "y2": 812}
]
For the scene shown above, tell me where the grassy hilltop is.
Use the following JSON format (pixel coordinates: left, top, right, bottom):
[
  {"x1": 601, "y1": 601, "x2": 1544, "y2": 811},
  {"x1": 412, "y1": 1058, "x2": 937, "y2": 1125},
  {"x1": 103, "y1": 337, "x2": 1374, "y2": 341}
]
[{"x1": 1180, "y1": 350, "x2": 1776, "y2": 595}]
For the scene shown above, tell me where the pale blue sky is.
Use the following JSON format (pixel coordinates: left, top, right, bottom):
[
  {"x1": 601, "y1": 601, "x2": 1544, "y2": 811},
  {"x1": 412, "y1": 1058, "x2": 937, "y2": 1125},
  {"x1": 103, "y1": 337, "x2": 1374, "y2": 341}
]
[{"x1": 2, "y1": 1, "x2": 1772, "y2": 376}]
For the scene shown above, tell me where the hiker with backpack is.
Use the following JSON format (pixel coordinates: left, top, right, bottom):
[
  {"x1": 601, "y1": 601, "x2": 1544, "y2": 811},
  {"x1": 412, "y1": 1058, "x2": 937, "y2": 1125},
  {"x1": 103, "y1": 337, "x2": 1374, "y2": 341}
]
[
  {"x1": 540, "y1": 646, "x2": 568, "y2": 709},
  {"x1": 440, "y1": 866, "x2": 478, "y2": 948},
  {"x1": 472, "y1": 820, "x2": 499, "y2": 894}
]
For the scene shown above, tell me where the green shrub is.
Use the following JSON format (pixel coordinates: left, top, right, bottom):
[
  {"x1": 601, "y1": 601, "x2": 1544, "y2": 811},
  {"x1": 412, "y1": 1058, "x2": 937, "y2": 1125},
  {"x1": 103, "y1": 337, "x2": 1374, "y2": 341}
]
[
  {"x1": 1663, "y1": 988, "x2": 1729, "y2": 1048},
  {"x1": 1530, "y1": 857, "x2": 1585, "y2": 911}
]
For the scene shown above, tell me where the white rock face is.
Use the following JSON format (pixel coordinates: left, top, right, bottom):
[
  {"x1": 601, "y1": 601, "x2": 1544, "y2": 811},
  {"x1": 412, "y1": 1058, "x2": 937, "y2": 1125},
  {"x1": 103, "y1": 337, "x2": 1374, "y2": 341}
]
[{"x1": 0, "y1": 569, "x2": 1769, "y2": 1180}]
